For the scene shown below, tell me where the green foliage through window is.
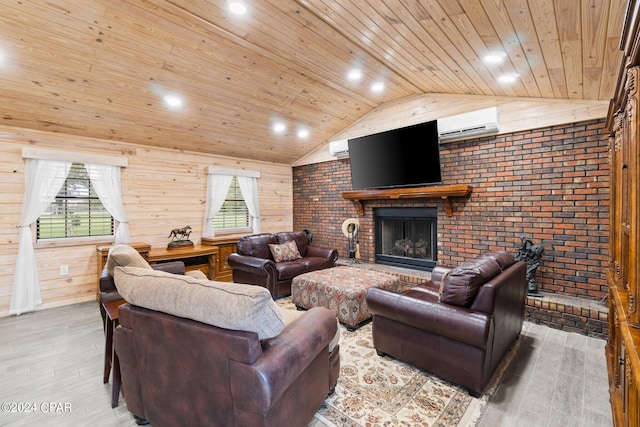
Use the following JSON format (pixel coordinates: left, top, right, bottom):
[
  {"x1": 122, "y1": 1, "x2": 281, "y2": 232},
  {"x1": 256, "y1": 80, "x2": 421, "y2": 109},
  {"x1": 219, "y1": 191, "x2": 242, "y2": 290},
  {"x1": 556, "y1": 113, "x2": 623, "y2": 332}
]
[
  {"x1": 37, "y1": 163, "x2": 114, "y2": 239},
  {"x1": 212, "y1": 176, "x2": 249, "y2": 230}
]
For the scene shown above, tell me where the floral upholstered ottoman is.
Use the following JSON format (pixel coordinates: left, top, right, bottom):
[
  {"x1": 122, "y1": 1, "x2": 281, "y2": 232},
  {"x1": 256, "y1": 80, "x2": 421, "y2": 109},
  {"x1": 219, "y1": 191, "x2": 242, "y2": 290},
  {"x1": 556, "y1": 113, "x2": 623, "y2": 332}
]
[{"x1": 291, "y1": 266, "x2": 401, "y2": 330}]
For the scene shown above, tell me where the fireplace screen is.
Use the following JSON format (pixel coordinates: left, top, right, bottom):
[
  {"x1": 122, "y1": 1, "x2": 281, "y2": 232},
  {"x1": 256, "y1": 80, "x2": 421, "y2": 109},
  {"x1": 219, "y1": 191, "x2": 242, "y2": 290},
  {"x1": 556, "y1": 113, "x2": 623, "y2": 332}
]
[{"x1": 375, "y1": 207, "x2": 437, "y2": 271}]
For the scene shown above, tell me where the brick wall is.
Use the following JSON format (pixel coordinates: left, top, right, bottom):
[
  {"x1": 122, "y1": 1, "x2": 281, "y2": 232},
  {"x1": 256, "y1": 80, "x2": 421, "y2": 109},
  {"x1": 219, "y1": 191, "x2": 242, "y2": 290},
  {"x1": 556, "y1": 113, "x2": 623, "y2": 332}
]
[{"x1": 293, "y1": 119, "x2": 610, "y2": 337}]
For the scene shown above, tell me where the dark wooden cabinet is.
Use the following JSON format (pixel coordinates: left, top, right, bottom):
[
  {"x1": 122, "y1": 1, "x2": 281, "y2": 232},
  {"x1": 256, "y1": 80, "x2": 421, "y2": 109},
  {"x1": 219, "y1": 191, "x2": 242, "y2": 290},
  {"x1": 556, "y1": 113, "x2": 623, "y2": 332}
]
[
  {"x1": 201, "y1": 236, "x2": 239, "y2": 282},
  {"x1": 606, "y1": 2, "x2": 640, "y2": 424}
]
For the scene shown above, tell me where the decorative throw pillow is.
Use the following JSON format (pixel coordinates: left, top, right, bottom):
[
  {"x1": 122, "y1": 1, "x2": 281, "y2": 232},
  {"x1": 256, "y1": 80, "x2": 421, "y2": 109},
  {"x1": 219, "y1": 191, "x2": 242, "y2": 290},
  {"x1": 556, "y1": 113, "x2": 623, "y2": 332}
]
[
  {"x1": 268, "y1": 240, "x2": 302, "y2": 262},
  {"x1": 439, "y1": 256, "x2": 502, "y2": 307},
  {"x1": 114, "y1": 266, "x2": 285, "y2": 339},
  {"x1": 106, "y1": 244, "x2": 152, "y2": 276}
]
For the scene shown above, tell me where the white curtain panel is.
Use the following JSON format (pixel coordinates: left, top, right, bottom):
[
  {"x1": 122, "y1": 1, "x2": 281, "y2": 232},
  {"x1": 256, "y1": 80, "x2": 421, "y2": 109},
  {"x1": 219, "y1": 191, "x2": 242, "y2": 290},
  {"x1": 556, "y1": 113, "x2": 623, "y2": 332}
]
[
  {"x1": 202, "y1": 174, "x2": 233, "y2": 237},
  {"x1": 85, "y1": 163, "x2": 131, "y2": 244},
  {"x1": 11, "y1": 159, "x2": 71, "y2": 315},
  {"x1": 237, "y1": 176, "x2": 261, "y2": 234}
]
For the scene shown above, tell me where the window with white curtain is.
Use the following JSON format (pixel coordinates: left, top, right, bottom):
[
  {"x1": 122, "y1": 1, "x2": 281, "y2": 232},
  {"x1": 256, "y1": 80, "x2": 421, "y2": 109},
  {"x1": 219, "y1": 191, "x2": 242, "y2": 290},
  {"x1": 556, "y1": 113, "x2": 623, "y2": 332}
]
[
  {"x1": 37, "y1": 163, "x2": 113, "y2": 240},
  {"x1": 212, "y1": 176, "x2": 250, "y2": 232},
  {"x1": 202, "y1": 166, "x2": 260, "y2": 238},
  {"x1": 12, "y1": 148, "x2": 129, "y2": 315}
]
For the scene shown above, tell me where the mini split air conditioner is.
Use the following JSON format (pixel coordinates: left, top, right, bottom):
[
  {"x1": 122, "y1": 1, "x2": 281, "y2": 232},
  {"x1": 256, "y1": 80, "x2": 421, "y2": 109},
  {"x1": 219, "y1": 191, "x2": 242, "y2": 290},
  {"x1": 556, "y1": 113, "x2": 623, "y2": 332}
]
[
  {"x1": 329, "y1": 139, "x2": 349, "y2": 158},
  {"x1": 437, "y1": 107, "x2": 499, "y2": 141}
]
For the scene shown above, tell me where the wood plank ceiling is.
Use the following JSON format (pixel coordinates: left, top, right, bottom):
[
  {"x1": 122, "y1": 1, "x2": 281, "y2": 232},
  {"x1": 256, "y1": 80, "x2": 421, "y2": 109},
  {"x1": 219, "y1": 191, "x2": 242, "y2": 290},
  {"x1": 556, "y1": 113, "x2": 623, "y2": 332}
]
[{"x1": 0, "y1": 0, "x2": 627, "y2": 164}]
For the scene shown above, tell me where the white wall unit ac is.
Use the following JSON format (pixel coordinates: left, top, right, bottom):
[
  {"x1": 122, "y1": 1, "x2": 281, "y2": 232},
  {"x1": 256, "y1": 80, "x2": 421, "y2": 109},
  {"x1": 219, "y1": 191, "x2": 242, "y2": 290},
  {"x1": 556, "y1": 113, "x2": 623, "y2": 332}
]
[
  {"x1": 329, "y1": 139, "x2": 349, "y2": 158},
  {"x1": 437, "y1": 107, "x2": 499, "y2": 141}
]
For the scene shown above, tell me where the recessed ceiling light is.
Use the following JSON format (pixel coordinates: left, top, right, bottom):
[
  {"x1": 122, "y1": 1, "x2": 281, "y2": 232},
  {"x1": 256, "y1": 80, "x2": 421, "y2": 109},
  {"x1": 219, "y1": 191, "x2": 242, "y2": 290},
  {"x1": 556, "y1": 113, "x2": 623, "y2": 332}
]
[
  {"x1": 228, "y1": 1, "x2": 247, "y2": 15},
  {"x1": 163, "y1": 94, "x2": 183, "y2": 108},
  {"x1": 273, "y1": 121, "x2": 286, "y2": 134},
  {"x1": 484, "y1": 51, "x2": 507, "y2": 63},
  {"x1": 347, "y1": 68, "x2": 363, "y2": 82},
  {"x1": 371, "y1": 81, "x2": 385, "y2": 93},
  {"x1": 498, "y1": 73, "x2": 519, "y2": 84},
  {"x1": 297, "y1": 128, "x2": 310, "y2": 139}
]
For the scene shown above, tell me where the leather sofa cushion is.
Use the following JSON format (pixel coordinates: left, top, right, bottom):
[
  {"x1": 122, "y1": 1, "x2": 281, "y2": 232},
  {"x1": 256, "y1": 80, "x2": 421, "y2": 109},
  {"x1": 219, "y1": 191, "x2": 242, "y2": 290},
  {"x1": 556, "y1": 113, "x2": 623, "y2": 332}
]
[
  {"x1": 439, "y1": 256, "x2": 502, "y2": 307},
  {"x1": 299, "y1": 257, "x2": 334, "y2": 271},
  {"x1": 407, "y1": 283, "x2": 440, "y2": 299},
  {"x1": 106, "y1": 244, "x2": 152, "y2": 276},
  {"x1": 276, "y1": 260, "x2": 307, "y2": 280},
  {"x1": 476, "y1": 251, "x2": 515, "y2": 270},
  {"x1": 114, "y1": 266, "x2": 285, "y2": 339},
  {"x1": 269, "y1": 240, "x2": 302, "y2": 262},
  {"x1": 237, "y1": 233, "x2": 278, "y2": 260}
]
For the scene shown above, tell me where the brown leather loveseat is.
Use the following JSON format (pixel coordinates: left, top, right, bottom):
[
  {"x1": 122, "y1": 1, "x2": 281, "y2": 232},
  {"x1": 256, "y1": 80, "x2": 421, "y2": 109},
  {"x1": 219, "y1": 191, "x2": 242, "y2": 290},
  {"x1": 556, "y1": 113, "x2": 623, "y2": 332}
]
[
  {"x1": 228, "y1": 231, "x2": 338, "y2": 298},
  {"x1": 366, "y1": 251, "x2": 527, "y2": 396}
]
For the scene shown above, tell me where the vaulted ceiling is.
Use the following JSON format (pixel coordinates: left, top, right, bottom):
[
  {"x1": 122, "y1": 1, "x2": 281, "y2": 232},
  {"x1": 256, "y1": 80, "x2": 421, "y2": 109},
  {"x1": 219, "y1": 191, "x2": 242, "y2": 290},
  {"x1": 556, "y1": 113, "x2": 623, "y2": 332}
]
[{"x1": 0, "y1": 0, "x2": 627, "y2": 164}]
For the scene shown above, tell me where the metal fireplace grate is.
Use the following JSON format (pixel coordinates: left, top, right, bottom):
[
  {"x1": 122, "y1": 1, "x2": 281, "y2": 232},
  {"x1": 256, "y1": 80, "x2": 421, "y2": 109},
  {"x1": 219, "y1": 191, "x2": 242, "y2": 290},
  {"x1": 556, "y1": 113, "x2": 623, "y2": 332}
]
[{"x1": 375, "y1": 207, "x2": 437, "y2": 271}]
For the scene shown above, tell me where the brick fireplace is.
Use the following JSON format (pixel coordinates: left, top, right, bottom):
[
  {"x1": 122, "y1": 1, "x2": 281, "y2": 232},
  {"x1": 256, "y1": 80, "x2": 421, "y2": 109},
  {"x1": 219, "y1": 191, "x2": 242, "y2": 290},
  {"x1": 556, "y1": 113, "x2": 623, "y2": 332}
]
[{"x1": 293, "y1": 120, "x2": 610, "y2": 337}]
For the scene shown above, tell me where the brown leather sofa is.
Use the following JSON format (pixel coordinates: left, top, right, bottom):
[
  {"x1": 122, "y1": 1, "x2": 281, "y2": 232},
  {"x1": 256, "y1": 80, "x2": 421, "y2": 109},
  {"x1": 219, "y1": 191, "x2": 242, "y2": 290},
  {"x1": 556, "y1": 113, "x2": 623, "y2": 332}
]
[
  {"x1": 114, "y1": 304, "x2": 340, "y2": 427},
  {"x1": 366, "y1": 251, "x2": 527, "y2": 396},
  {"x1": 228, "y1": 231, "x2": 338, "y2": 298}
]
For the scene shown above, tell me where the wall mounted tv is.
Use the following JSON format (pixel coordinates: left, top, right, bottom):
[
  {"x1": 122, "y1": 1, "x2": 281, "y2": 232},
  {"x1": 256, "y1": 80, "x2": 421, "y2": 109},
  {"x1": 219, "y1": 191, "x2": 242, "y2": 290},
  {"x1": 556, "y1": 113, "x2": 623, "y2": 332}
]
[{"x1": 347, "y1": 120, "x2": 442, "y2": 190}]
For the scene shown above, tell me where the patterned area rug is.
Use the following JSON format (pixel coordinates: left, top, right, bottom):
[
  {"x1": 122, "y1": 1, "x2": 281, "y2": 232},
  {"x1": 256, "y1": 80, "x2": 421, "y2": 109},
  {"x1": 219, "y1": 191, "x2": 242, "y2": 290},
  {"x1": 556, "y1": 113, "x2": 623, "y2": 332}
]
[{"x1": 276, "y1": 298, "x2": 521, "y2": 427}]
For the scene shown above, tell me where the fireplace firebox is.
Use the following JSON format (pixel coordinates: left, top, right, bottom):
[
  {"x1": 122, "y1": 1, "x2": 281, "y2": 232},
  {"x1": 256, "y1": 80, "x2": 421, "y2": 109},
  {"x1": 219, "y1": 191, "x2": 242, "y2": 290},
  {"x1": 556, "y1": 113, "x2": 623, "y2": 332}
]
[{"x1": 375, "y1": 207, "x2": 437, "y2": 271}]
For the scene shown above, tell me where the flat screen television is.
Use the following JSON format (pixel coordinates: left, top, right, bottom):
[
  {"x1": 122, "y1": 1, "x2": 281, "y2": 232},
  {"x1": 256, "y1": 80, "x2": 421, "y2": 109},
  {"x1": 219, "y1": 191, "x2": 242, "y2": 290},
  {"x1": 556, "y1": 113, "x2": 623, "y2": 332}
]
[{"x1": 347, "y1": 120, "x2": 442, "y2": 190}]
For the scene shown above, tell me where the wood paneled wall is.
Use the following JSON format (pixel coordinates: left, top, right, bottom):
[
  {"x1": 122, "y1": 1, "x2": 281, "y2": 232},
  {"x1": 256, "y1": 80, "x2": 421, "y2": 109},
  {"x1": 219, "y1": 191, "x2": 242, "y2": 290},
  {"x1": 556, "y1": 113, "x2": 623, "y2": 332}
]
[
  {"x1": 294, "y1": 94, "x2": 610, "y2": 166},
  {"x1": 0, "y1": 125, "x2": 293, "y2": 317}
]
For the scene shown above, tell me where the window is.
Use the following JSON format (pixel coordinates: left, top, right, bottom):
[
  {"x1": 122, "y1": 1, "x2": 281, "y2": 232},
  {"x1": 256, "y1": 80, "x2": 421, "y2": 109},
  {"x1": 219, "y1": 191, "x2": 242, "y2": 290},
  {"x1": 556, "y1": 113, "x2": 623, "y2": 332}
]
[
  {"x1": 37, "y1": 163, "x2": 114, "y2": 239},
  {"x1": 212, "y1": 176, "x2": 249, "y2": 231}
]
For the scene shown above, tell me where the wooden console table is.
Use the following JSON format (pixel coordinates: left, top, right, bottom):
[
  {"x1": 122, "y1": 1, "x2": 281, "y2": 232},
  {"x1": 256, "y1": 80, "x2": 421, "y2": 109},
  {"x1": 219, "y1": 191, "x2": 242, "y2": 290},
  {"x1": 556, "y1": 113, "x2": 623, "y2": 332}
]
[
  {"x1": 341, "y1": 184, "x2": 472, "y2": 216},
  {"x1": 96, "y1": 239, "x2": 238, "y2": 288},
  {"x1": 148, "y1": 244, "x2": 219, "y2": 280}
]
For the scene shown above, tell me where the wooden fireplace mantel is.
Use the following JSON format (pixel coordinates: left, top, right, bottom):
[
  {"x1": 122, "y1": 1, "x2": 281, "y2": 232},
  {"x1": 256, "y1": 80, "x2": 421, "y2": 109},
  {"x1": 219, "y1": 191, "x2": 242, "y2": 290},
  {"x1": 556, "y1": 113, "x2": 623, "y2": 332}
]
[{"x1": 341, "y1": 184, "x2": 473, "y2": 217}]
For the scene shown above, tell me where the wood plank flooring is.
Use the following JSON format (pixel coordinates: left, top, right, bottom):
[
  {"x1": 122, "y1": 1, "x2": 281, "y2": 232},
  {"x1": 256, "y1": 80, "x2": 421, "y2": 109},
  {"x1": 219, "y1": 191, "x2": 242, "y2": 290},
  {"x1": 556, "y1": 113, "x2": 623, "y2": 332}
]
[
  {"x1": 0, "y1": 301, "x2": 137, "y2": 426},
  {"x1": 478, "y1": 321, "x2": 612, "y2": 427},
  {"x1": 0, "y1": 301, "x2": 612, "y2": 426}
]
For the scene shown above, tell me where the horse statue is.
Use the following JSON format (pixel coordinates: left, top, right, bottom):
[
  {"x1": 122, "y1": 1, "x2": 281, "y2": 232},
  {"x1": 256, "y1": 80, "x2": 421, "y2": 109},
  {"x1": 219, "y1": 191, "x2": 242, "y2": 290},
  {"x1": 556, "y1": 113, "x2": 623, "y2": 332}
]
[{"x1": 168, "y1": 225, "x2": 192, "y2": 241}]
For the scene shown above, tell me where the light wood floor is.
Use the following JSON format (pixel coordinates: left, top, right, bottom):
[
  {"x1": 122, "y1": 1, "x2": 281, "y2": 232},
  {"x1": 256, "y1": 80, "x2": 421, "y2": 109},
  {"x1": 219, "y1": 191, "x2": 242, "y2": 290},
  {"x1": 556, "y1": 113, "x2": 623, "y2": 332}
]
[
  {"x1": 0, "y1": 301, "x2": 612, "y2": 426},
  {"x1": 0, "y1": 301, "x2": 138, "y2": 426},
  {"x1": 478, "y1": 321, "x2": 612, "y2": 427}
]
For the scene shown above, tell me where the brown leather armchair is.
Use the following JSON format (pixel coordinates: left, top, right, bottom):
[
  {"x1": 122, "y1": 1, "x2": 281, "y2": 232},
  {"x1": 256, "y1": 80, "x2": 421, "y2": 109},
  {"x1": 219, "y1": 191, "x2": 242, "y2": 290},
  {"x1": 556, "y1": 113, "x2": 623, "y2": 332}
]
[
  {"x1": 228, "y1": 231, "x2": 338, "y2": 298},
  {"x1": 366, "y1": 251, "x2": 527, "y2": 396},
  {"x1": 114, "y1": 303, "x2": 340, "y2": 427}
]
